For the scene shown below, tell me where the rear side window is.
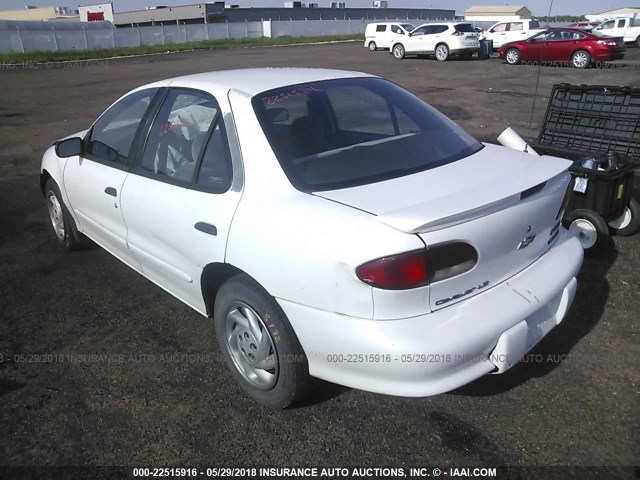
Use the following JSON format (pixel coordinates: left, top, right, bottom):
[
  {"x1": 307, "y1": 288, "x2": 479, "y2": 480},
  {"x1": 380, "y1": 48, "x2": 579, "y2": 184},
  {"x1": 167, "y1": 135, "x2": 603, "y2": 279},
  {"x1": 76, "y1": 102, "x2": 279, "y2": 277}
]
[
  {"x1": 508, "y1": 22, "x2": 523, "y2": 31},
  {"x1": 454, "y1": 24, "x2": 476, "y2": 33},
  {"x1": 376, "y1": 25, "x2": 386, "y2": 32},
  {"x1": 433, "y1": 25, "x2": 448, "y2": 34},
  {"x1": 253, "y1": 78, "x2": 483, "y2": 192}
]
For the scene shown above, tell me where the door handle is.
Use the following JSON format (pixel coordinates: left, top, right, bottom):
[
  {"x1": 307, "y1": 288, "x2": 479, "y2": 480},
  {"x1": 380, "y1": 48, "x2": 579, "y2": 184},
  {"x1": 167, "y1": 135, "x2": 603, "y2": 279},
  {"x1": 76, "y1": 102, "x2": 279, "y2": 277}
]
[
  {"x1": 194, "y1": 222, "x2": 217, "y2": 236},
  {"x1": 105, "y1": 187, "x2": 117, "y2": 197}
]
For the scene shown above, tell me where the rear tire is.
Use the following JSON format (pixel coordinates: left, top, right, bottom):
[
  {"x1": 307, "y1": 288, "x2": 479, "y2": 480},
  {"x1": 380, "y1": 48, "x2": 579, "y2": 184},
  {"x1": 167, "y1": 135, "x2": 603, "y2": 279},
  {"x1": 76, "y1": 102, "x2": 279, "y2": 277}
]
[
  {"x1": 392, "y1": 43, "x2": 405, "y2": 59},
  {"x1": 435, "y1": 43, "x2": 449, "y2": 61},
  {"x1": 214, "y1": 274, "x2": 312, "y2": 408},
  {"x1": 505, "y1": 48, "x2": 521, "y2": 65},
  {"x1": 607, "y1": 198, "x2": 640, "y2": 236},
  {"x1": 368, "y1": 41, "x2": 377, "y2": 51},
  {"x1": 570, "y1": 50, "x2": 590, "y2": 69},
  {"x1": 564, "y1": 209, "x2": 611, "y2": 254},
  {"x1": 45, "y1": 179, "x2": 87, "y2": 251},
  {"x1": 636, "y1": 36, "x2": 640, "y2": 48}
]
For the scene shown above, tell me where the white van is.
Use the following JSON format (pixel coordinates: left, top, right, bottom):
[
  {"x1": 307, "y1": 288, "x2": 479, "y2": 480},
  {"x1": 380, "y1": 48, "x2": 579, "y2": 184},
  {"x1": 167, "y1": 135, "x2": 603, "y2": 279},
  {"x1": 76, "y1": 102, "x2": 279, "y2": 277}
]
[{"x1": 364, "y1": 22, "x2": 416, "y2": 51}]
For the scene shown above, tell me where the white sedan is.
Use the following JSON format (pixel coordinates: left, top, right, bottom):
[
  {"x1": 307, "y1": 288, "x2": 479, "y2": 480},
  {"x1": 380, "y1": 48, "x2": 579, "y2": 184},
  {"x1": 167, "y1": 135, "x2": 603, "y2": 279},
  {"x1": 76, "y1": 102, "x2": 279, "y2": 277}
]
[{"x1": 41, "y1": 68, "x2": 583, "y2": 408}]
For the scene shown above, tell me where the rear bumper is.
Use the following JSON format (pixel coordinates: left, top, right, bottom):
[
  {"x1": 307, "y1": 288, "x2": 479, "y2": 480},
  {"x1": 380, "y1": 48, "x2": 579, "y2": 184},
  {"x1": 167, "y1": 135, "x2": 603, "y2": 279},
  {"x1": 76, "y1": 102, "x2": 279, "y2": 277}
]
[
  {"x1": 592, "y1": 49, "x2": 626, "y2": 61},
  {"x1": 278, "y1": 229, "x2": 583, "y2": 397}
]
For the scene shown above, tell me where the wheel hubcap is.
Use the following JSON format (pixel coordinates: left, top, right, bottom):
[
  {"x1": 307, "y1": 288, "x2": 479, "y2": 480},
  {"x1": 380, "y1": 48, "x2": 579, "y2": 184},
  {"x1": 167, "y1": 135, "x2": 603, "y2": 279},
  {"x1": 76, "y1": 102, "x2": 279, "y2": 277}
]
[
  {"x1": 369, "y1": 42, "x2": 375, "y2": 51},
  {"x1": 47, "y1": 192, "x2": 65, "y2": 241},
  {"x1": 436, "y1": 46, "x2": 447, "y2": 60},
  {"x1": 506, "y1": 50, "x2": 518, "y2": 63},
  {"x1": 569, "y1": 219, "x2": 597, "y2": 249},
  {"x1": 608, "y1": 207, "x2": 632, "y2": 230},
  {"x1": 573, "y1": 52, "x2": 588, "y2": 68},
  {"x1": 224, "y1": 302, "x2": 278, "y2": 390},
  {"x1": 394, "y1": 46, "x2": 403, "y2": 58}
]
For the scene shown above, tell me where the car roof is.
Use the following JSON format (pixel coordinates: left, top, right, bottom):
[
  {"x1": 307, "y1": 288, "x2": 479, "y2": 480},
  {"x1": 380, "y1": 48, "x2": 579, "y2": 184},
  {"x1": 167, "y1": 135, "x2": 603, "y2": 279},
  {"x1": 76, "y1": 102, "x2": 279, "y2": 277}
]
[{"x1": 141, "y1": 68, "x2": 374, "y2": 97}]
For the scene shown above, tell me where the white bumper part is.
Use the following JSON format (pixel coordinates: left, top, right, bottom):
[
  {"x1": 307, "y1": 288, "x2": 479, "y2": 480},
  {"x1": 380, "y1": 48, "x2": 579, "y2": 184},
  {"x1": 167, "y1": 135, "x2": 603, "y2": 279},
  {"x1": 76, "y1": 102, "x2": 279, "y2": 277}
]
[{"x1": 278, "y1": 230, "x2": 583, "y2": 397}]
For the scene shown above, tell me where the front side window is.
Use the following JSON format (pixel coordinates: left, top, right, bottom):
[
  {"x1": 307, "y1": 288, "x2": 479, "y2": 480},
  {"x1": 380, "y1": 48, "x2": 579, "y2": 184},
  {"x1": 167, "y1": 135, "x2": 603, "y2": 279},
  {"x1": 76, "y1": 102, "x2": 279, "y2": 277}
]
[
  {"x1": 140, "y1": 89, "x2": 229, "y2": 190},
  {"x1": 253, "y1": 78, "x2": 482, "y2": 191},
  {"x1": 88, "y1": 88, "x2": 158, "y2": 164},
  {"x1": 598, "y1": 20, "x2": 614, "y2": 30},
  {"x1": 412, "y1": 26, "x2": 429, "y2": 36},
  {"x1": 492, "y1": 23, "x2": 507, "y2": 33},
  {"x1": 391, "y1": 25, "x2": 404, "y2": 35}
]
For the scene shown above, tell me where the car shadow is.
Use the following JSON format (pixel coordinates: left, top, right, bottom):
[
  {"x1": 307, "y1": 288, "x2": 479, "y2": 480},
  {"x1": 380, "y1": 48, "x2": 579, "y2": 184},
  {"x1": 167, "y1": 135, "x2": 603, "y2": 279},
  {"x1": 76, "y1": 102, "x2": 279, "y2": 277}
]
[
  {"x1": 293, "y1": 379, "x2": 351, "y2": 408},
  {"x1": 450, "y1": 247, "x2": 617, "y2": 397}
]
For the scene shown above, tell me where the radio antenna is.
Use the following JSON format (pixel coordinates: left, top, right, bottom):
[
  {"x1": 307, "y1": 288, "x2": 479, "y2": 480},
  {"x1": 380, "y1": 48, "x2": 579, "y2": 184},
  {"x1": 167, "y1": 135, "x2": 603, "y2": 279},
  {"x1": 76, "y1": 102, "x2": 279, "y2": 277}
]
[{"x1": 529, "y1": 0, "x2": 555, "y2": 128}]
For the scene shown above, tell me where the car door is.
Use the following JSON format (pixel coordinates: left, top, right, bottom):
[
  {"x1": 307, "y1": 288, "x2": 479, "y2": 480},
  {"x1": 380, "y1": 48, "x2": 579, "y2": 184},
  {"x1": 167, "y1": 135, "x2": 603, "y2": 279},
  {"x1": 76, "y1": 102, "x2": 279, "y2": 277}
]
[
  {"x1": 63, "y1": 87, "x2": 160, "y2": 270},
  {"x1": 120, "y1": 88, "x2": 242, "y2": 314},
  {"x1": 488, "y1": 22, "x2": 508, "y2": 47},
  {"x1": 424, "y1": 25, "x2": 448, "y2": 52},
  {"x1": 505, "y1": 22, "x2": 527, "y2": 44},
  {"x1": 593, "y1": 19, "x2": 615, "y2": 37},
  {"x1": 521, "y1": 31, "x2": 551, "y2": 61},
  {"x1": 404, "y1": 25, "x2": 431, "y2": 53}
]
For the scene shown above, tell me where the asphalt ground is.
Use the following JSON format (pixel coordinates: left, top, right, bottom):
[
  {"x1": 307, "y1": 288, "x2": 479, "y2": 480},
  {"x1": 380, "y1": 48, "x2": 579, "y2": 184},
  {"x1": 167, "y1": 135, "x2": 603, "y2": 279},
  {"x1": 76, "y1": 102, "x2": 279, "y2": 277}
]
[{"x1": 0, "y1": 43, "x2": 639, "y2": 475}]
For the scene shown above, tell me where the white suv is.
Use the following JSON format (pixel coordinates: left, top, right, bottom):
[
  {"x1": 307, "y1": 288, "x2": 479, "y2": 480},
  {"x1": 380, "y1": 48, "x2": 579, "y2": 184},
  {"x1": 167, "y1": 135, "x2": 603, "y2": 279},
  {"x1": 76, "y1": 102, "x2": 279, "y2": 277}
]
[{"x1": 390, "y1": 22, "x2": 480, "y2": 61}]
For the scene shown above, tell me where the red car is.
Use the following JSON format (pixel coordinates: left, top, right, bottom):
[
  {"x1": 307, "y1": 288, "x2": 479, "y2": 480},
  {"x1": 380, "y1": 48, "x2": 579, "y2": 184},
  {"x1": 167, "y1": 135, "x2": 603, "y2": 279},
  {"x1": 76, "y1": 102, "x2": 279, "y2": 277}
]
[{"x1": 499, "y1": 27, "x2": 625, "y2": 68}]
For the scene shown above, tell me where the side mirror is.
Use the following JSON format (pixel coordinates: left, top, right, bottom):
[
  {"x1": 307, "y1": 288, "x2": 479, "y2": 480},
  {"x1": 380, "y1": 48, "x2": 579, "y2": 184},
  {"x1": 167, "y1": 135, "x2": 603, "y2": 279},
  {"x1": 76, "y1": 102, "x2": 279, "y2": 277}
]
[
  {"x1": 267, "y1": 107, "x2": 289, "y2": 123},
  {"x1": 55, "y1": 137, "x2": 82, "y2": 158}
]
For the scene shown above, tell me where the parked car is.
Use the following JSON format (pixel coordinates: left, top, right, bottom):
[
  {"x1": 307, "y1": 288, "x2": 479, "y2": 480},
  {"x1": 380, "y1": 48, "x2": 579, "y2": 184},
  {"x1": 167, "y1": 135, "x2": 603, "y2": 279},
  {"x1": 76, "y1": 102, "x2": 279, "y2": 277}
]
[
  {"x1": 42, "y1": 68, "x2": 583, "y2": 408},
  {"x1": 390, "y1": 22, "x2": 480, "y2": 60},
  {"x1": 499, "y1": 28, "x2": 626, "y2": 68},
  {"x1": 364, "y1": 22, "x2": 415, "y2": 51},
  {"x1": 480, "y1": 19, "x2": 545, "y2": 49},
  {"x1": 592, "y1": 16, "x2": 640, "y2": 47}
]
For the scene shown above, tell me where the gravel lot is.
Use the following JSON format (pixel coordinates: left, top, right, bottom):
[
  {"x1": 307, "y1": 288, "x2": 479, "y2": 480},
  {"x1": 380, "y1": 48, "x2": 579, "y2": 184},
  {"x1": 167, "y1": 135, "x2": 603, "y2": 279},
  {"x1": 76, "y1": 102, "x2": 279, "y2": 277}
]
[{"x1": 0, "y1": 43, "x2": 638, "y2": 475}]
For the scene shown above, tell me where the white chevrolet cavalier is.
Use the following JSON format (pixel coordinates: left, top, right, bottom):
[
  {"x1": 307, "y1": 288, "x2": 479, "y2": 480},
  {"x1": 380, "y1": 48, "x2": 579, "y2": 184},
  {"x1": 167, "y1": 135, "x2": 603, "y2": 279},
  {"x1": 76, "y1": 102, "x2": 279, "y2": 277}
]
[{"x1": 41, "y1": 68, "x2": 584, "y2": 407}]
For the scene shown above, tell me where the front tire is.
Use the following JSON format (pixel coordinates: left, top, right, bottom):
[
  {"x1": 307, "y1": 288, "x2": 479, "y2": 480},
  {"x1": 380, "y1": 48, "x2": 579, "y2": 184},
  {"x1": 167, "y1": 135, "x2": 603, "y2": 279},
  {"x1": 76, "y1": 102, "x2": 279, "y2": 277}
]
[
  {"x1": 435, "y1": 43, "x2": 449, "y2": 61},
  {"x1": 505, "y1": 48, "x2": 521, "y2": 65},
  {"x1": 45, "y1": 179, "x2": 87, "y2": 250},
  {"x1": 392, "y1": 43, "x2": 405, "y2": 59},
  {"x1": 564, "y1": 209, "x2": 611, "y2": 254},
  {"x1": 368, "y1": 41, "x2": 377, "y2": 51},
  {"x1": 571, "y1": 50, "x2": 590, "y2": 69},
  {"x1": 607, "y1": 198, "x2": 640, "y2": 236},
  {"x1": 636, "y1": 36, "x2": 640, "y2": 48},
  {"x1": 214, "y1": 274, "x2": 312, "y2": 408}
]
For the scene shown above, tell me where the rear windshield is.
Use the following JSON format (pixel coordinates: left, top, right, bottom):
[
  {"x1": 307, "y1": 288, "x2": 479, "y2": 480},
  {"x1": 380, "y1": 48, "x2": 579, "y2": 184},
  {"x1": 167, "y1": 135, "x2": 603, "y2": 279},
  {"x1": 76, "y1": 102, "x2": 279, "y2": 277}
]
[
  {"x1": 252, "y1": 77, "x2": 483, "y2": 192},
  {"x1": 530, "y1": 20, "x2": 540, "y2": 28},
  {"x1": 455, "y1": 23, "x2": 476, "y2": 33}
]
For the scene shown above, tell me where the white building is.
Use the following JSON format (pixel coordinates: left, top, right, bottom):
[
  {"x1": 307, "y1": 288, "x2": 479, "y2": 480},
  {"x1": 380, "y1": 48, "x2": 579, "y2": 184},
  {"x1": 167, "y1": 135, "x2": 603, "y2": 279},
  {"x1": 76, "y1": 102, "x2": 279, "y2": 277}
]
[{"x1": 464, "y1": 5, "x2": 532, "y2": 22}]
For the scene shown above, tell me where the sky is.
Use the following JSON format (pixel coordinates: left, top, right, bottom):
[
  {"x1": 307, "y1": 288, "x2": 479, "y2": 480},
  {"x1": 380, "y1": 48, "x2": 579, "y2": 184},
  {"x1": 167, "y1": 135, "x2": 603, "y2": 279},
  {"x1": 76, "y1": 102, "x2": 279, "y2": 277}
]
[{"x1": 0, "y1": 0, "x2": 632, "y2": 16}]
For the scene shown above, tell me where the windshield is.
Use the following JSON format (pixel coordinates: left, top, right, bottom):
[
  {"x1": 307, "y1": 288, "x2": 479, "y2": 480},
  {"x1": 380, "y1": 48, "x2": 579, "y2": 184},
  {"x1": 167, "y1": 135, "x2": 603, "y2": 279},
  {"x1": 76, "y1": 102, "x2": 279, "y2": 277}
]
[
  {"x1": 401, "y1": 23, "x2": 415, "y2": 31},
  {"x1": 252, "y1": 77, "x2": 483, "y2": 191}
]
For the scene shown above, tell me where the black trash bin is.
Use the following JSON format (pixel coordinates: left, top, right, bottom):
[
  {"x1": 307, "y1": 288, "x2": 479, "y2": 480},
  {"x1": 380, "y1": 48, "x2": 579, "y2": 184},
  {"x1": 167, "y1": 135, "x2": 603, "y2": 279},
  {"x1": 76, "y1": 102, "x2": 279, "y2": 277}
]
[
  {"x1": 533, "y1": 83, "x2": 640, "y2": 253},
  {"x1": 478, "y1": 39, "x2": 493, "y2": 59}
]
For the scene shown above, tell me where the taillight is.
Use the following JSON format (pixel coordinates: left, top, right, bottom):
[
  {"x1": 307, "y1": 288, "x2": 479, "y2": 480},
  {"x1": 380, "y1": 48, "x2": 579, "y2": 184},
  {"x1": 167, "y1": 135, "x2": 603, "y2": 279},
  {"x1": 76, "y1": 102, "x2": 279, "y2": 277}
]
[
  {"x1": 597, "y1": 40, "x2": 617, "y2": 46},
  {"x1": 356, "y1": 250, "x2": 429, "y2": 290},
  {"x1": 356, "y1": 242, "x2": 478, "y2": 290}
]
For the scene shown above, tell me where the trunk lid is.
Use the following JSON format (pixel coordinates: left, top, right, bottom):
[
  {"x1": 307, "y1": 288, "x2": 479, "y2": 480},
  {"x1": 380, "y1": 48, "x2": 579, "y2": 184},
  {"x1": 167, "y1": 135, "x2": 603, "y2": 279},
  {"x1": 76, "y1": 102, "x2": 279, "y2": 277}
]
[{"x1": 316, "y1": 143, "x2": 573, "y2": 310}]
